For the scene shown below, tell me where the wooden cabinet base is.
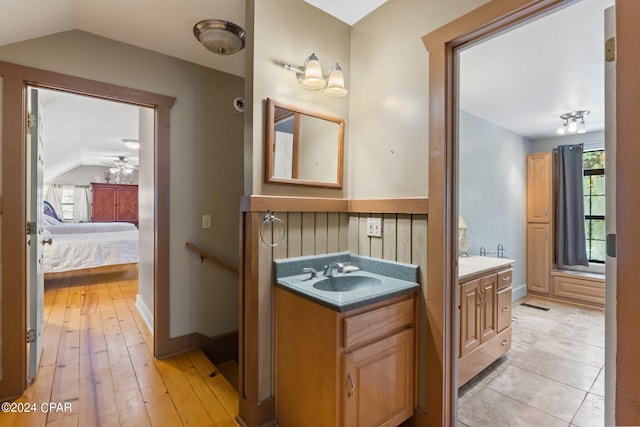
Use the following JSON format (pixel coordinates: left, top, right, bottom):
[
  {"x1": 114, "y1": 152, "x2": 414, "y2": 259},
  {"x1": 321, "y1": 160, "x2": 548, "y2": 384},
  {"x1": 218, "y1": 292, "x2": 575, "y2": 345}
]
[
  {"x1": 275, "y1": 288, "x2": 415, "y2": 427},
  {"x1": 458, "y1": 327, "x2": 511, "y2": 387}
]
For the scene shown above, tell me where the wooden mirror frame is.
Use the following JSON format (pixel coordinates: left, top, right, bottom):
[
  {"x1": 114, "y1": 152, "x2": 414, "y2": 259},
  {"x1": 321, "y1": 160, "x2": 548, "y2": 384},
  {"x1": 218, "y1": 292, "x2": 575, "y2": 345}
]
[{"x1": 265, "y1": 98, "x2": 344, "y2": 189}]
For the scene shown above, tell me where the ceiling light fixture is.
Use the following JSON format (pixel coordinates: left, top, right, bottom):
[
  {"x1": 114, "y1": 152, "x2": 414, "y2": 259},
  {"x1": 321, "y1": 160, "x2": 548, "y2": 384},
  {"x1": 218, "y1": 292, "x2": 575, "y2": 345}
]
[
  {"x1": 556, "y1": 110, "x2": 590, "y2": 135},
  {"x1": 193, "y1": 19, "x2": 245, "y2": 55},
  {"x1": 122, "y1": 138, "x2": 140, "y2": 150},
  {"x1": 283, "y1": 53, "x2": 348, "y2": 97},
  {"x1": 110, "y1": 156, "x2": 134, "y2": 175}
]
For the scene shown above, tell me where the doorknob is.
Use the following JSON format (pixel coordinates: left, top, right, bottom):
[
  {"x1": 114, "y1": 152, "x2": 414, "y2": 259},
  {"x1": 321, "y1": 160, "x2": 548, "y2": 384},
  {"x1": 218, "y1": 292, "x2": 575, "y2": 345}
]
[{"x1": 42, "y1": 238, "x2": 53, "y2": 246}]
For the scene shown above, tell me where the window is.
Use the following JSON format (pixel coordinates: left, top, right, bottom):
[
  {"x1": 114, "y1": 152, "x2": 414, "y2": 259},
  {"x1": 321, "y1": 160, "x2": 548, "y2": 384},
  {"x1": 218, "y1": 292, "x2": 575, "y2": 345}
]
[
  {"x1": 583, "y1": 149, "x2": 605, "y2": 263},
  {"x1": 60, "y1": 185, "x2": 75, "y2": 221}
]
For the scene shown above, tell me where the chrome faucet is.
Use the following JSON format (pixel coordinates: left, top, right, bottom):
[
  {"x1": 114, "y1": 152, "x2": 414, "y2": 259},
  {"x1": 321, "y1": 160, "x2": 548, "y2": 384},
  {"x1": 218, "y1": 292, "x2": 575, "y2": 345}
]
[
  {"x1": 302, "y1": 267, "x2": 317, "y2": 280},
  {"x1": 323, "y1": 262, "x2": 345, "y2": 277}
]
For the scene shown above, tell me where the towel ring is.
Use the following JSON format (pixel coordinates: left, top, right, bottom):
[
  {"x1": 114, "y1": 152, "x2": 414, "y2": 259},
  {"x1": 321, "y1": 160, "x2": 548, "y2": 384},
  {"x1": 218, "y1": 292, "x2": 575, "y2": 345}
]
[{"x1": 259, "y1": 212, "x2": 286, "y2": 247}]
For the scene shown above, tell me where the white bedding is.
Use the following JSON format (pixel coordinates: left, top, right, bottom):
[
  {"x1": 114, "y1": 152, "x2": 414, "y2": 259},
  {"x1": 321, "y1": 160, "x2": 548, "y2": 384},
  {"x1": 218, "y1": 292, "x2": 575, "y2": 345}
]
[
  {"x1": 45, "y1": 221, "x2": 136, "y2": 234},
  {"x1": 43, "y1": 229, "x2": 138, "y2": 273}
]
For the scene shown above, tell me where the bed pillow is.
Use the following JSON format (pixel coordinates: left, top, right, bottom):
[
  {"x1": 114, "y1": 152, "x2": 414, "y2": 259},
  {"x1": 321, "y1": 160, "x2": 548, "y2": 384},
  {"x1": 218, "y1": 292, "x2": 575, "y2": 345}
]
[
  {"x1": 44, "y1": 214, "x2": 61, "y2": 226},
  {"x1": 43, "y1": 200, "x2": 62, "y2": 221}
]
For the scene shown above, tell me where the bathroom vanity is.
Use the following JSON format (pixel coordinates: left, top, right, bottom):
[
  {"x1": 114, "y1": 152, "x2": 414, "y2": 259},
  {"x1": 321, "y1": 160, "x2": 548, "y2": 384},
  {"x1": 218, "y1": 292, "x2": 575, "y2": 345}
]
[
  {"x1": 273, "y1": 252, "x2": 419, "y2": 426},
  {"x1": 457, "y1": 256, "x2": 514, "y2": 386}
]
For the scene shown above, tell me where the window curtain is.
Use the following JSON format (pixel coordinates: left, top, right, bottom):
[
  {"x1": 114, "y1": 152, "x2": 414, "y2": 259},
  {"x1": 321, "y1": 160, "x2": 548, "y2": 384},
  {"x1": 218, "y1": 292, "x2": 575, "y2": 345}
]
[
  {"x1": 554, "y1": 144, "x2": 589, "y2": 266},
  {"x1": 44, "y1": 184, "x2": 63, "y2": 218},
  {"x1": 73, "y1": 186, "x2": 92, "y2": 223}
]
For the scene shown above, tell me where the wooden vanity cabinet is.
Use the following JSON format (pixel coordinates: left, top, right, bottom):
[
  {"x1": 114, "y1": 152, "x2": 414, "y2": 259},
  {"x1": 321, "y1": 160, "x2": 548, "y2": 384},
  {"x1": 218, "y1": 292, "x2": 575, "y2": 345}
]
[
  {"x1": 275, "y1": 288, "x2": 415, "y2": 427},
  {"x1": 458, "y1": 267, "x2": 512, "y2": 386}
]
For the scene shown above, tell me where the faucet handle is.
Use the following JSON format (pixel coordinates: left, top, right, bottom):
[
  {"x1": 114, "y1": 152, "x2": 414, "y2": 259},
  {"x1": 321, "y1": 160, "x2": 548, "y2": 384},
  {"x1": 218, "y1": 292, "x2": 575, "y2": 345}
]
[{"x1": 303, "y1": 267, "x2": 317, "y2": 279}]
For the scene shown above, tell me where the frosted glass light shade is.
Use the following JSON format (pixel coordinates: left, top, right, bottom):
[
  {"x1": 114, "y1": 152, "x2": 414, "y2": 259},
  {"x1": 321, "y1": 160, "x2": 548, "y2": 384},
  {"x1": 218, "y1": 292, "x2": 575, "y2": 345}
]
[
  {"x1": 577, "y1": 121, "x2": 586, "y2": 133},
  {"x1": 193, "y1": 19, "x2": 245, "y2": 55},
  {"x1": 301, "y1": 54, "x2": 326, "y2": 89},
  {"x1": 324, "y1": 64, "x2": 348, "y2": 97},
  {"x1": 567, "y1": 118, "x2": 578, "y2": 133}
]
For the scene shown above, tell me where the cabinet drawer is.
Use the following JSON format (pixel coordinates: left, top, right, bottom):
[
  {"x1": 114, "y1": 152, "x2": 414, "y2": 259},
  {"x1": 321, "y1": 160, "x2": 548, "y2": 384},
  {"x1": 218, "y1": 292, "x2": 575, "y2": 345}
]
[
  {"x1": 343, "y1": 298, "x2": 413, "y2": 351},
  {"x1": 497, "y1": 286, "x2": 512, "y2": 332},
  {"x1": 497, "y1": 269, "x2": 513, "y2": 289}
]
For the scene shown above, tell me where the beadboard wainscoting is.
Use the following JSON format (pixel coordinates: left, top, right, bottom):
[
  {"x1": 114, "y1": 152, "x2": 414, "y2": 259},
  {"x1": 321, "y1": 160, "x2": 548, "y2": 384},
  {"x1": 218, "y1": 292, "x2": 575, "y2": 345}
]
[{"x1": 238, "y1": 196, "x2": 428, "y2": 426}]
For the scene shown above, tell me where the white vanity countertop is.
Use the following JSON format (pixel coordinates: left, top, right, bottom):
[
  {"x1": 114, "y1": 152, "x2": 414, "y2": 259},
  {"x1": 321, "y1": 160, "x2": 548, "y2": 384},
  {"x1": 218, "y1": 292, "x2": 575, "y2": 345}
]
[{"x1": 458, "y1": 256, "x2": 515, "y2": 280}]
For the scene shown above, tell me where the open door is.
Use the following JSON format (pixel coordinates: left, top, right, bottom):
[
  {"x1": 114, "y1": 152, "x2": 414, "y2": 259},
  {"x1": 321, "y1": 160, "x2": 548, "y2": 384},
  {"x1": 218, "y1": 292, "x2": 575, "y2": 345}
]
[
  {"x1": 603, "y1": 5, "x2": 616, "y2": 426},
  {"x1": 26, "y1": 87, "x2": 45, "y2": 382}
]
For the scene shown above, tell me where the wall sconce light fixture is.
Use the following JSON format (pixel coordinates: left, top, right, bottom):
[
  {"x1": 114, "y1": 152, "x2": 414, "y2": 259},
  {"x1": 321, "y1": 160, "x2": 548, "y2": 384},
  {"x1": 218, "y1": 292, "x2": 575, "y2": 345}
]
[
  {"x1": 193, "y1": 19, "x2": 245, "y2": 55},
  {"x1": 556, "y1": 110, "x2": 589, "y2": 135},
  {"x1": 283, "y1": 53, "x2": 348, "y2": 97}
]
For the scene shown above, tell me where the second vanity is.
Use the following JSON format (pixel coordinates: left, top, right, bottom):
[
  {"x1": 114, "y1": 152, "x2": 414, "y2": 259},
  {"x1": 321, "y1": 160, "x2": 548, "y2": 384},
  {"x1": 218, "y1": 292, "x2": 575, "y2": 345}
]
[
  {"x1": 273, "y1": 252, "x2": 419, "y2": 427},
  {"x1": 458, "y1": 255, "x2": 514, "y2": 386}
]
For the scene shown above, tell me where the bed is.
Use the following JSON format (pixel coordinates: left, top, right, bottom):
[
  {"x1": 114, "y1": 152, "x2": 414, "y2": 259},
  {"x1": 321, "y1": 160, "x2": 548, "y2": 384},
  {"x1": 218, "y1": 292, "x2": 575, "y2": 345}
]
[{"x1": 42, "y1": 201, "x2": 139, "y2": 273}]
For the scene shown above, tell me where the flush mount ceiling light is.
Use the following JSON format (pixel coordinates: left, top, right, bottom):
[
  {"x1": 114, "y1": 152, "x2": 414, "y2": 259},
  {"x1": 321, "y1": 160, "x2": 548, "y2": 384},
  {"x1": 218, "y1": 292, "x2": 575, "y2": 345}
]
[
  {"x1": 122, "y1": 138, "x2": 140, "y2": 150},
  {"x1": 556, "y1": 110, "x2": 590, "y2": 135},
  {"x1": 193, "y1": 19, "x2": 245, "y2": 55},
  {"x1": 283, "y1": 53, "x2": 348, "y2": 97}
]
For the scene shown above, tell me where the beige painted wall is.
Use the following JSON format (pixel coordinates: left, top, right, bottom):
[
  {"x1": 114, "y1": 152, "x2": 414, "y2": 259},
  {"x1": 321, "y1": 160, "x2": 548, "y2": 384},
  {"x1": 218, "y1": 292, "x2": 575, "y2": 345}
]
[
  {"x1": 0, "y1": 30, "x2": 244, "y2": 339},
  {"x1": 248, "y1": 0, "x2": 350, "y2": 197},
  {"x1": 137, "y1": 107, "x2": 155, "y2": 331},
  {"x1": 349, "y1": 0, "x2": 490, "y2": 198}
]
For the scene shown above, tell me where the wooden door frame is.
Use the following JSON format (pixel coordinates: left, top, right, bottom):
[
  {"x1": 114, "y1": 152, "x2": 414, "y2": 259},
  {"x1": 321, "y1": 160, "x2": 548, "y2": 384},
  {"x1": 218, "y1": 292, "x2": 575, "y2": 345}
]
[
  {"x1": 613, "y1": 2, "x2": 640, "y2": 424},
  {"x1": 425, "y1": 0, "x2": 640, "y2": 424},
  {"x1": 0, "y1": 61, "x2": 175, "y2": 399},
  {"x1": 422, "y1": 0, "x2": 585, "y2": 425}
]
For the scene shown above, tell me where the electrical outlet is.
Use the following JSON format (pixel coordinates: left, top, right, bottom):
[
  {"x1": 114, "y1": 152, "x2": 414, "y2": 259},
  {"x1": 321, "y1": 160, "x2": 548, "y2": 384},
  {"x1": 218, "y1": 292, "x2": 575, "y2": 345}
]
[
  {"x1": 202, "y1": 215, "x2": 212, "y2": 229},
  {"x1": 366, "y1": 217, "x2": 382, "y2": 237}
]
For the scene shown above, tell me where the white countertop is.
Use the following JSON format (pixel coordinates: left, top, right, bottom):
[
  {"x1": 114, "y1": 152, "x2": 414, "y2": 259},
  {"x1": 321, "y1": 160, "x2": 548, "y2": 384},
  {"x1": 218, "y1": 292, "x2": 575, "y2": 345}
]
[{"x1": 458, "y1": 256, "x2": 514, "y2": 280}]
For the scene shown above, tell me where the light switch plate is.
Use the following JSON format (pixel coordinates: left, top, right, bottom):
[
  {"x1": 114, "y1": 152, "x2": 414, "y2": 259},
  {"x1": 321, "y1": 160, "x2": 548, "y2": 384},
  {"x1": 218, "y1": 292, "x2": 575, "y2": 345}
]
[
  {"x1": 202, "y1": 215, "x2": 212, "y2": 229},
  {"x1": 366, "y1": 217, "x2": 382, "y2": 237}
]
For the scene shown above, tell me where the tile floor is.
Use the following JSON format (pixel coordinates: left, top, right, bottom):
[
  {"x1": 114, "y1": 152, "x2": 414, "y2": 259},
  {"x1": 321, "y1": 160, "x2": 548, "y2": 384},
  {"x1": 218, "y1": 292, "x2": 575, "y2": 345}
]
[{"x1": 458, "y1": 295, "x2": 605, "y2": 427}]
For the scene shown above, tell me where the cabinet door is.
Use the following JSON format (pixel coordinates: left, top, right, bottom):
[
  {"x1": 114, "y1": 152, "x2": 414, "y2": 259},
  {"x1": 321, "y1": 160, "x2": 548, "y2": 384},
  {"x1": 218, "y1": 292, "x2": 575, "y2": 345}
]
[
  {"x1": 527, "y1": 152, "x2": 552, "y2": 223},
  {"x1": 459, "y1": 280, "x2": 481, "y2": 357},
  {"x1": 343, "y1": 328, "x2": 413, "y2": 427},
  {"x1": 116, "y1": 186, "x2": 138, "y2": 223},
  {"x1": 479, "y1": 275, "x2": 497, "y2": 343},
  {"x1": 91, "y1": 185, "x2": 117, "y2": 222},
  {"x1": 527, "y1": 223, "x2": 551, "y2": 293}
]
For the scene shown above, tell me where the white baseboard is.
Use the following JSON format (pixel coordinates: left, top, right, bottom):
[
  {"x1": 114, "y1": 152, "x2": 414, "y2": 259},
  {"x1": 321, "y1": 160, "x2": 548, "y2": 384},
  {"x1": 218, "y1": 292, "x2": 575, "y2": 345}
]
[
  {"x1": 512, "y1": 283, "x2": 528, "y2": 302},
  {"x1": 136, "y1": 294, "x2": 154, "y2": 335}
]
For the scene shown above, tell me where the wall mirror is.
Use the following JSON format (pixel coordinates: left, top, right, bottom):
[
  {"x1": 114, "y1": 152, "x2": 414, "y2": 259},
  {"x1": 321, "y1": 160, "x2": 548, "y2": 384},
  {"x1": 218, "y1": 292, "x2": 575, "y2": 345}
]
[{"x1": 265, "y1": 98, "x2": 344, "y2": 188}]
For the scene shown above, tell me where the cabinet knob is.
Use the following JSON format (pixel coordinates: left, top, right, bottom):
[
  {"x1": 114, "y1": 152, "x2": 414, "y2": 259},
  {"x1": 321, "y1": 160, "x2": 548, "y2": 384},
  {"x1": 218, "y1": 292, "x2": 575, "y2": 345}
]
[
  {"x1": 501, "y1": 339, "x2": 510, "y2": 345},
  {"x1": 347, "y1": 373, "x2": 355, "y2": 398},
  {"x1": 501, "y1": 307, "x2": 509, "y2": 312}
]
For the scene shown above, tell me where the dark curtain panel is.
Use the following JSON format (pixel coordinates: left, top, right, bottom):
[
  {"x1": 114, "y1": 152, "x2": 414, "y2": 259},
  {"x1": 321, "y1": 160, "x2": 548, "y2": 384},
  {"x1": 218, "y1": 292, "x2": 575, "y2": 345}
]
[{"x1": 554, "y1": 144, "x2": 589, "y2": 266}]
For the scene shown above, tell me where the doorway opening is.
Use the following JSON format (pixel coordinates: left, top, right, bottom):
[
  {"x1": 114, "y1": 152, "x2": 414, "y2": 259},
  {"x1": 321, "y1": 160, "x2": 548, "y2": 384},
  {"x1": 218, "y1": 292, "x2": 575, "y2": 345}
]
[
  {"x1": 454, "y1": 0, "x2": 610, "y2": 424},
  {"x1": 26, "y1": 86, "x2": 155, "y2": 382},
  {"x1": 0, "y1": 61, "x2": 174, "y2": 400}
]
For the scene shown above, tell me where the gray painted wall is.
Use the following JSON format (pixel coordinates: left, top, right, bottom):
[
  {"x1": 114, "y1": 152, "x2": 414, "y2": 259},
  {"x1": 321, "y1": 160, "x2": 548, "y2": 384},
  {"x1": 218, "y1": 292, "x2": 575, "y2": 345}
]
[
  {"x1": 44, "y1": 165, "x2": 119, "y2": 186},
  {"x1": 0, "y1": 30, "x2": 244, "y2": 339},
  {"x1": 459, "y1": 110, "x2": 529, "y2": 298},
  {"x1": 530, "y1": 130, "x2": 605, "y2": 152}
]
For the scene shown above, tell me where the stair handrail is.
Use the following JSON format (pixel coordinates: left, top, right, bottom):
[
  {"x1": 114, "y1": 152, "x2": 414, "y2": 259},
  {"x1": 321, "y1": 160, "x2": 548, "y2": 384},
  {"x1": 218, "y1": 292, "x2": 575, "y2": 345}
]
[{"x1": 186, "y1": 242, "x2": 239, "y2": 274}]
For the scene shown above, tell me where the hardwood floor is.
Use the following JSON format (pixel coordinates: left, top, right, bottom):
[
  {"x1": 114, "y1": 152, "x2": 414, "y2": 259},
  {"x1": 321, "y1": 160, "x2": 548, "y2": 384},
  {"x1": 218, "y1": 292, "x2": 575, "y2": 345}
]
[{"x1": 0, "y1": 264, "x2": 240, "y2": 426}]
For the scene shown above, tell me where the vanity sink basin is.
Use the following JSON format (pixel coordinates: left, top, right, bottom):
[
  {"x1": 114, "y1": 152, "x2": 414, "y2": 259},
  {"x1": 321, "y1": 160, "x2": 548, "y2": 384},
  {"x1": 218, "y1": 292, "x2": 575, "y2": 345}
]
[
  {"x1": 313, "y1": 275, "x2": 382, "y2": 292},
  {"x1": 274, "y1": 251, "x2": 420, "y2": 312}
]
